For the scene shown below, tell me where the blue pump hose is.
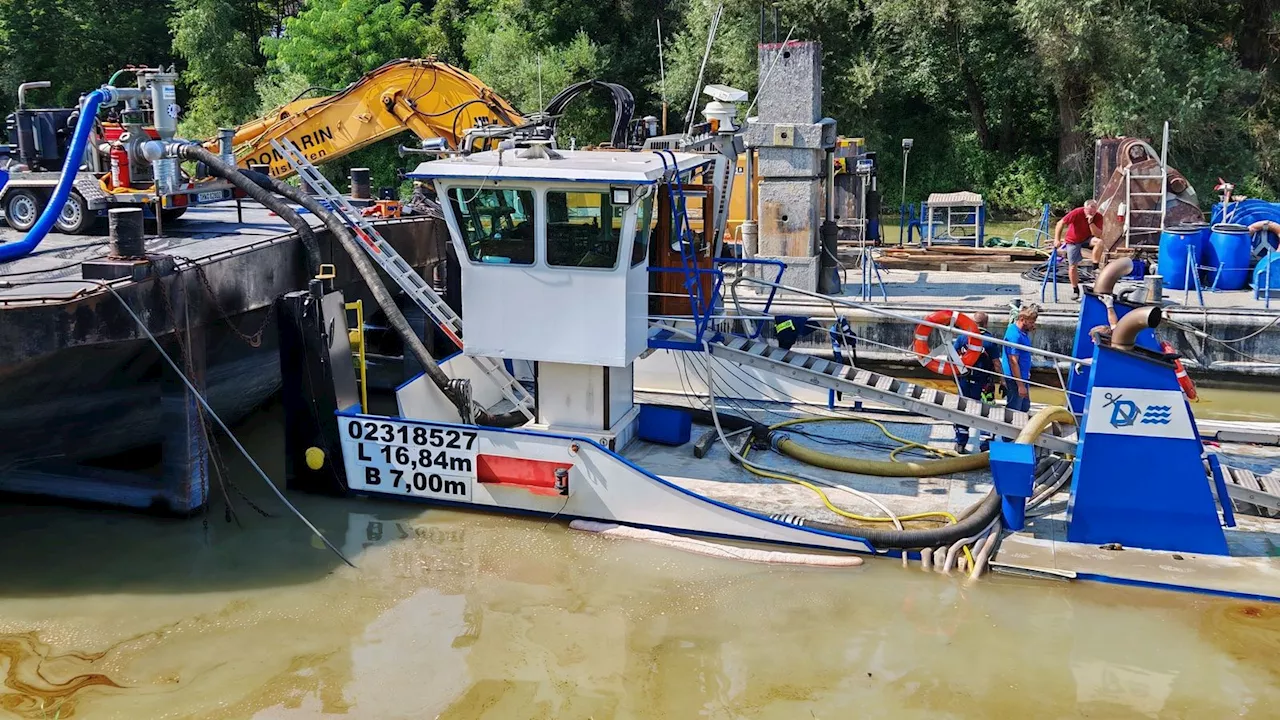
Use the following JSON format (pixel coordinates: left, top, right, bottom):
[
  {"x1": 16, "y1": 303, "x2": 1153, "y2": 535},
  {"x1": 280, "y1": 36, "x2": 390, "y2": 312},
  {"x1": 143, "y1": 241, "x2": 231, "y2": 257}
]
[{"x1": 0, "y1": 88, "x2": 109, "y2": 263}]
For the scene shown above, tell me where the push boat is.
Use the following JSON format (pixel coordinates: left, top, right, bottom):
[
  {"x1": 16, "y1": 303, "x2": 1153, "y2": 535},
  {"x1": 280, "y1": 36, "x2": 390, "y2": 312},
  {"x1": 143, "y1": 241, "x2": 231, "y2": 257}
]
[{"x1": 268, "y1": 91, "x2": 1280, "y2": 603}]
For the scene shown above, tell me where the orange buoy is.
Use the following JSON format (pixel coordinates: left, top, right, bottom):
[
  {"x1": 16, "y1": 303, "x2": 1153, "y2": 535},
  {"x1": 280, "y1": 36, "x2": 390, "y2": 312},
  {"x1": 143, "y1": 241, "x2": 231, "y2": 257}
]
[
  {"x1": 914, "y1": 310, "x2": 983, "y2": 377},
  {"x1": 1160, "y1": 340, "x2": 1198, "y2": 400}
]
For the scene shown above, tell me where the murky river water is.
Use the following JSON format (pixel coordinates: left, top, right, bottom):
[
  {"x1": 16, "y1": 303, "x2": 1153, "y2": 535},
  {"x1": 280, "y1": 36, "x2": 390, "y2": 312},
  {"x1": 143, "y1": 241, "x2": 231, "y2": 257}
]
[{"x1": 1, "y1": 403, "x2": 1279, "y2": 719}]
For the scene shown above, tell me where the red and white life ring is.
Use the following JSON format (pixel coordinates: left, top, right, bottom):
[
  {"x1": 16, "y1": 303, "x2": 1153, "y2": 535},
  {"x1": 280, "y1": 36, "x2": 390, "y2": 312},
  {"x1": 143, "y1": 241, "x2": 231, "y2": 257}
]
[
  {"x1": 914, "y1": 310, "x2": 983, "y2": 377},
  {"x1": 1160, "y1": 340, "x2": 1198, "y2": 400}
]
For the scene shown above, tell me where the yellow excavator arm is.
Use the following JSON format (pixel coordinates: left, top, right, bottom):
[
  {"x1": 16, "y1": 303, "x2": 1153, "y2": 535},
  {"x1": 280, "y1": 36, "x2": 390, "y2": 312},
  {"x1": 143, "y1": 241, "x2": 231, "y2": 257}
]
[{"x1": 217, "y1": 58, "x2": 525, "y2": 178}]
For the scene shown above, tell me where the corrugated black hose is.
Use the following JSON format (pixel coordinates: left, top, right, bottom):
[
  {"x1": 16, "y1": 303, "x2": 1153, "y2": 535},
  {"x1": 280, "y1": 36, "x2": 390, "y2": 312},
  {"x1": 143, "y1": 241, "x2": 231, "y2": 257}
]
[{"x1": 171, "y1": 143, "x2": 524, "y2": 427}]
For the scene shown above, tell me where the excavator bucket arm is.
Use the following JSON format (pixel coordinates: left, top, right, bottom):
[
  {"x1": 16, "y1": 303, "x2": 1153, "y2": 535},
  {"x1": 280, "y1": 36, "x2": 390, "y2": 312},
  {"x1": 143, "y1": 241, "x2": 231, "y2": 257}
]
[{"x1": 214, "y1": 59, "x2": 525, "y2": 179}]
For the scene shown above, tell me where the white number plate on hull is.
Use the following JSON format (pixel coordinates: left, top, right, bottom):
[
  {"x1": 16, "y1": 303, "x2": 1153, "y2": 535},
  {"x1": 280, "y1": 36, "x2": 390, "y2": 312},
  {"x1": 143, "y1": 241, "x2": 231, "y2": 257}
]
[{"x1": 340, "y1": 417, "x2": 477, "y2": 501}]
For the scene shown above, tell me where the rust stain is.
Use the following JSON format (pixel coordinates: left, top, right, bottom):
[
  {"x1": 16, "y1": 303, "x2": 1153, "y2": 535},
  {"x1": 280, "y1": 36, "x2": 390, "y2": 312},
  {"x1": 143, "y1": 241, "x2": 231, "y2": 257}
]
[{"x1": 0, "y1": 632, "x2": 125, "y2": 719}]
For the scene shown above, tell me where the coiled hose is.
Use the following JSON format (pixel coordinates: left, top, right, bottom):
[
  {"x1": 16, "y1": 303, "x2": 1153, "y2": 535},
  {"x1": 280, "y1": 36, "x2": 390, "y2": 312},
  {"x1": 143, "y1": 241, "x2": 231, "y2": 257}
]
[
  {"x1": 770, "y1": 420, "x2": 990, "y2": 477},
  {"x1": 773, "y1": 406, "x2": 1075, "y2": 549}
]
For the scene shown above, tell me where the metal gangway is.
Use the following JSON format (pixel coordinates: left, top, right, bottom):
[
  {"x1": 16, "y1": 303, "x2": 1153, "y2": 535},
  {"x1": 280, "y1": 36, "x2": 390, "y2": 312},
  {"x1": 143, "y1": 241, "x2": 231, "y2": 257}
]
[{"x1": 272, "y1": 137, "x2": 535, "y2": 421}]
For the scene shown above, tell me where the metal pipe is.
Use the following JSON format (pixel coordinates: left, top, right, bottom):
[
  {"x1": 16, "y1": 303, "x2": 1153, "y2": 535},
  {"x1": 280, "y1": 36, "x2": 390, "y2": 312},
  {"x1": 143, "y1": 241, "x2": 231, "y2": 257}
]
[
  {"x1": 1111, "y1": 306, "x2": 1162, "y2": 350},
  {"x1": 744, "y1": 148, "x2": 755, "y2": 222},
  {"x1": 17, "y1": 81, "x2": 51, "y2": 110},
  {"x1": 825, "y1": 149, "x2": 836, "y2": 222},
  {"x1": 1092, "y1": 257, "x2": 1134, "y2": 295}
]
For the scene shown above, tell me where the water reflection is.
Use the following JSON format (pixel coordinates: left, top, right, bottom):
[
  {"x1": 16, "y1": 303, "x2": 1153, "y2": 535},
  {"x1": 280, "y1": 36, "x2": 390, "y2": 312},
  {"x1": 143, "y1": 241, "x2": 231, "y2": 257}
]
[{"x1": 0, "y1": 403, "x2": 1276, "y2": 718}]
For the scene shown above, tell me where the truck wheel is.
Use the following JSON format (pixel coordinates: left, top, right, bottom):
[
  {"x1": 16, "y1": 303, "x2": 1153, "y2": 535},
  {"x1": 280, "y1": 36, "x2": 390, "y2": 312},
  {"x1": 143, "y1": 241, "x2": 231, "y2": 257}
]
[
  {"x1": 54, "y1": 191, "x2": 94, "y2": 234},
  {"x1": 4, "y1": 188, "x2": 45, "y2": 232},
  {"x1": 160, "y1": 207, "x2": 188, "y2": 223}
]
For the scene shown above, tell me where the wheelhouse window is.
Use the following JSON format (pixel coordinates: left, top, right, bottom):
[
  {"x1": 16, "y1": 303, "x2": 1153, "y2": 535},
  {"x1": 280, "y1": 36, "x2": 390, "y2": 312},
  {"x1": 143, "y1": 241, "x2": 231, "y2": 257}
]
[
  {"x1": 447, "y1": 187, "x2": 536, "y2": 265},
  {"x1": 546, "y1": 190, "x2": 623, "y2": 269},
  {"x1": 632, "y1": 196, "x2": 654, "y2": 266}
]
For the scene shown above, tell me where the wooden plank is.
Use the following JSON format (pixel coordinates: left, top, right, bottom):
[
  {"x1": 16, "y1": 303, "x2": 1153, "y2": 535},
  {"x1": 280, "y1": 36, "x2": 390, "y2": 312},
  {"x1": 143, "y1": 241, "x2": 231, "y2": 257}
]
[{"x1": 880, "y1": 256, "x2": 1049, "y2": 270}]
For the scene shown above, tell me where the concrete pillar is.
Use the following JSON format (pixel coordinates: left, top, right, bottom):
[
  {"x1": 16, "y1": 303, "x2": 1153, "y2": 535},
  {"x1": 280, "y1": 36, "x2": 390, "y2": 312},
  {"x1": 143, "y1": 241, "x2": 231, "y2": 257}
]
[
  {"x1": 757, "y1": 41, "x2": 822, "y2": 124},
  {"x1": 746, "y1": 40, "x2": 836, "y2": 292}
]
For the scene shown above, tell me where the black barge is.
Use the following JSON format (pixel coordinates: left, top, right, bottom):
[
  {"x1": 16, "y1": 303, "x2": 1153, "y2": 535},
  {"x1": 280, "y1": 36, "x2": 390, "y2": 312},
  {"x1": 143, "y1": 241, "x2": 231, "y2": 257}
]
[{"x1": 0, "y1": 203, "x2": 446, "y2": 512}]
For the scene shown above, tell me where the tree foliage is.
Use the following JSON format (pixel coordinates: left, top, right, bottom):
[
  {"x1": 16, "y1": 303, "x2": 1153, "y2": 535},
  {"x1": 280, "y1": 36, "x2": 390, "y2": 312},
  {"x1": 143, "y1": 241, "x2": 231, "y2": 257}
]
[
  {"x1": 2, "y1": 0, "x2": 1278, "y2": 213},
  {"x1": 172, "y1": 0, "x2": 265, "y2": 136},
  {"x1": 266, "y1": 0, "x2": 448, "y2": 87}
]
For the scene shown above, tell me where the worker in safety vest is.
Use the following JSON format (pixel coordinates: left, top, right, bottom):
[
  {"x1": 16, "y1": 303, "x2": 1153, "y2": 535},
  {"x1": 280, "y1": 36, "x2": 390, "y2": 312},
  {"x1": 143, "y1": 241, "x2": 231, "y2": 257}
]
[
  {"x1": 1053, "y1": 199, "x2": 1103, "y2": 301},
  {"x1": 952, "y1": 312, "x2": 997, "y2": 454}
]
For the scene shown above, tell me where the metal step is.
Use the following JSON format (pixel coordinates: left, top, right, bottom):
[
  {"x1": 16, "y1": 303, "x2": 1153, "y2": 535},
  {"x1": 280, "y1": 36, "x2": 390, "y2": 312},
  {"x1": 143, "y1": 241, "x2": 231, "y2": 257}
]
[
  {"x1": 709, "y1": 336, "x2": 1076, "y2": 454},
  {"x1": 1220, "y1": 464, "x2": 1280, "y2": 513},
  {"x1": 271, "y1": 138, "x2": 534, "y2": 421}
]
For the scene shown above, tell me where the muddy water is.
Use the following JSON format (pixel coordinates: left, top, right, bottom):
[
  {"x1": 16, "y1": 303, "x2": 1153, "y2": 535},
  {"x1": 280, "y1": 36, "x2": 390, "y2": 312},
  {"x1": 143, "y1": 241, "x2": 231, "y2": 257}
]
[
  {"x1": 914, "y1": 378, "x2": 1280, "y2": 423},
  {"x1": 1, "y1": 406, "x2": 1278, "y2": 718}
]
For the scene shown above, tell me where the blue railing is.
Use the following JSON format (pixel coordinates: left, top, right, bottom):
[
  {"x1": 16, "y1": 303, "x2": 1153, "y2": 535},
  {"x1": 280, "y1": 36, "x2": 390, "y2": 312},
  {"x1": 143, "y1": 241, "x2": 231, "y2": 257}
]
[{"x1": 648, "y1": 151, "x2": 786, "y2": 351}]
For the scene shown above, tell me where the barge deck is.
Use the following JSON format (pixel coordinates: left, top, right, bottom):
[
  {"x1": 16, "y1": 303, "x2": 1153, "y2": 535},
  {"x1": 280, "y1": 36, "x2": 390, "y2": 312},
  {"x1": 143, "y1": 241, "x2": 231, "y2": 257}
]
[{"x1": 0, "y1": 202, "x2": 445, "y2": 511}]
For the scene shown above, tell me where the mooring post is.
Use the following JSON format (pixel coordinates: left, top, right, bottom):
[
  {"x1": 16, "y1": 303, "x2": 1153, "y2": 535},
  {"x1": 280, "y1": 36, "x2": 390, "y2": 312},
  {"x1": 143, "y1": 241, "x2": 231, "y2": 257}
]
[{"x1": 159, "y1": 271, "x2": 210, "y2": 514}]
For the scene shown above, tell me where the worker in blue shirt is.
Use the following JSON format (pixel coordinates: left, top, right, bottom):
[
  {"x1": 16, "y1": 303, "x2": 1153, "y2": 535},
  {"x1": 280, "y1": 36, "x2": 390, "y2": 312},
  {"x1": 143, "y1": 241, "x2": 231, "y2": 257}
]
[
  {"x1": 1001, "y1": 306, "x2": 1039, "y2": 413},
  {"x1": 953, "y1": 312, "x2": 998, "y2": 454}
]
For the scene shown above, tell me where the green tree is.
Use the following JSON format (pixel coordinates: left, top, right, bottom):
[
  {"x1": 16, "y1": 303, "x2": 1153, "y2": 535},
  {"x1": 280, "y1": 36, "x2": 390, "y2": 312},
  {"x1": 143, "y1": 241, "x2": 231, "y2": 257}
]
[
  {"x1": 464, "y1": 17, "x2": 605, "y2": 141},
  {"x1": 0, "y1": 0, "x2": 177, "y2": 116},
  {"x1": 172, "y1": 0, "x2": 267, "y2": 136},
  {"x1": 266, "y1": 0, "x2": 449, "y2": 87}
]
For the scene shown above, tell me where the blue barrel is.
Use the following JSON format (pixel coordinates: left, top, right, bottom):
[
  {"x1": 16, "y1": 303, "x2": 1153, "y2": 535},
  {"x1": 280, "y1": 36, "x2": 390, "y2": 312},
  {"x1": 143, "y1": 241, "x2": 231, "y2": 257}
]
[
  {"x1": 1205, "y1": 223, "x2": 1252, "y2": 290},
  {"x1": 1158, "y1": 227, "x2": 1204, "y2": 290},
  {"x1": 1180, "y1": 221, "x2": 1211, "y2": 259},
  {"x1": 1252, "y1": 252, "x2": 1280, "y2": 294}
]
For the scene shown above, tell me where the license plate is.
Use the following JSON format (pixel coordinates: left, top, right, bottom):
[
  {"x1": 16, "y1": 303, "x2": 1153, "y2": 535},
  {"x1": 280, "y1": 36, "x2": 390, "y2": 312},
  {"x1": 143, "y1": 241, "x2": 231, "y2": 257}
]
[
  {"x1": 341, "y1": 417, "x2": 477, "y2": 501},
  {"x1": 197, "y1": 190, "x2": 227, "y2": 203}
]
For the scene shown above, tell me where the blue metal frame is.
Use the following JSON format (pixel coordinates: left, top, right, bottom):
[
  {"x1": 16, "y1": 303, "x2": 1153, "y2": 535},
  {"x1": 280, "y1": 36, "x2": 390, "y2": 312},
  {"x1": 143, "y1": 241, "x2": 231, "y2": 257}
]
[{"x1": 1039, "y1": 248, "x2": 1060, "y2": 303}]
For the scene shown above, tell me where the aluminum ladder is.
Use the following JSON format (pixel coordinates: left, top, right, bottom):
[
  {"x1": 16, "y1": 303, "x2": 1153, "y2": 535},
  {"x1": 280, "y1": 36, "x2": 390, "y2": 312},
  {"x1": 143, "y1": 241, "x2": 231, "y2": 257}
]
[
  {"x1": 271, "y1": 137, "x2": 535, "y2": 421},
  {"x1": 707, "y1": 335, "x2": 1076, "y2": 454},
  {"x1": 1217, "y1": 463, "x2": 1280, "y2": 515}
]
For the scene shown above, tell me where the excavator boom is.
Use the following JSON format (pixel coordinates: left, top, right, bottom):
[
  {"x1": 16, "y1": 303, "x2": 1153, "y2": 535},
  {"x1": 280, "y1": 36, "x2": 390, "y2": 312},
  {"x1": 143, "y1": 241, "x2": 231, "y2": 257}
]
[{"x1": 220, "y1": 59, "x2": 525, "y2": 178}]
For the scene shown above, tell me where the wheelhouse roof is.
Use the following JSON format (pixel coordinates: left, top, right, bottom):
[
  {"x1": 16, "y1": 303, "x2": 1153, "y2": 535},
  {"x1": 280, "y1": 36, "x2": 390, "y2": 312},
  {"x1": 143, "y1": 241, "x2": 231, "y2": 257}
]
[{"x1": 407, "y1": 148, "x2": 709, "y2": 185}]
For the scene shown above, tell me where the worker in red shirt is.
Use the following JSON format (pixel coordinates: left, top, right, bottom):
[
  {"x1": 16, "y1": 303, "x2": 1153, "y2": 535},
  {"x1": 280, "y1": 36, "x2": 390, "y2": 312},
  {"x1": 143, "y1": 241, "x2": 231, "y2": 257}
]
[{"x1": 1052, "y1": 199, "x2": 1104, "y2": 301}]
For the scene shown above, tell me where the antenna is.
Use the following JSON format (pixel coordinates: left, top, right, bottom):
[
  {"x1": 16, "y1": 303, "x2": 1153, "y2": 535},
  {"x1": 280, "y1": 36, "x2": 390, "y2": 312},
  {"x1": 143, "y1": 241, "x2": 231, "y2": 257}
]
[
  {"x1": 685, "y1": 1, "x2": 725, "y2": 134},
  {"x1": 537, "y1": 54, "x2": 544, "y2": 110},
  {"x1": 657, "y1": 18, "x2": 668, "y2": 134}
]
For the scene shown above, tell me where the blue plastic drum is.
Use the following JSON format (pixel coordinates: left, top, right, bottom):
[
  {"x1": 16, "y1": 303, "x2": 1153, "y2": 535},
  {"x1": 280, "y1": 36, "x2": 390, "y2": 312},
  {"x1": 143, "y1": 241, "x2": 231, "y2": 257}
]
[
  {"x1": 1158, "y1": 227, "x2": 1204, "y2": 290},
  {"x1": 1181, "y1": 221, "x2": 1211, "y2": 257},
  {"x1": 1205, "y1": 223, "x2": 1252, "y2": 290},
  {"x1": 1252, "y1": 252, "x2": 1280, "y2": 294}
]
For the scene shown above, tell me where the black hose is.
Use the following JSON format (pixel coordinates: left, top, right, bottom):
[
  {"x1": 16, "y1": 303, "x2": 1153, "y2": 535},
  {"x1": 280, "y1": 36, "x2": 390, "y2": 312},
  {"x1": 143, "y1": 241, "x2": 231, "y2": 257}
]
[
  {"x1": 696, "y1": 404, "x2": 1073, "y2": 550},
  {"x1": 237, "y1": 166, "x2": 528, "y2": 428},
  {"x1": 777, "y1": 494, "x2": 1002, "y2": 549},
  {"x1": 166, "y1": 146, "x2": 323, "y2": 273},
  {"x1": 1021, "y1": 258, "x2": 1097, "y2": 284},
  {"x1": 542, "y1": 80, "x2": 635, "y2": 147},
  {"x1": 165, "y1": 142, "x2": 522, "y2": 427}
]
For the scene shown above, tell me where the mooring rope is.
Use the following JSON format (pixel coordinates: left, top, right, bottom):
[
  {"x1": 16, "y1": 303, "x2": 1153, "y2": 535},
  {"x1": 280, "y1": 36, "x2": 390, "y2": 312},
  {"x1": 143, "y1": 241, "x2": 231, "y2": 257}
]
[{"x1": 105, "y1": 283, "x2": 356, "y2": 569}]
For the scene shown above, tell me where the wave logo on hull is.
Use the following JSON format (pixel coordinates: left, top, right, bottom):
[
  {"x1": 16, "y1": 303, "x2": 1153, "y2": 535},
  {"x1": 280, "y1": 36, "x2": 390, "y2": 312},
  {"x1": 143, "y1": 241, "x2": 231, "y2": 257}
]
[
  {"x1": 1140, "y1": 406, "x2": 1172, "y2": 424},
  {"x1": 1087, "y1": 387, "x2": 1195, "y2": 440}
]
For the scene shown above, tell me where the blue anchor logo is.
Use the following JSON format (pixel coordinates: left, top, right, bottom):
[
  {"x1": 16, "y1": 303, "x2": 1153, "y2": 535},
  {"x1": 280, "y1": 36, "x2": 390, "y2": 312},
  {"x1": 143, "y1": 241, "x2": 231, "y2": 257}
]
[{"x1": 1104, "y1": 392, "x2": 1139, "y2": 428}]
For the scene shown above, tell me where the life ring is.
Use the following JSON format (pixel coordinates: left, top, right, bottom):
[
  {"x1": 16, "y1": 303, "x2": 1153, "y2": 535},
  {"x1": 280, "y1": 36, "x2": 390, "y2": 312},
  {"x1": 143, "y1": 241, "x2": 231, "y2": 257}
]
[
  {"x1": 1160, "y1": 340, "x2": 1198, "y2": 400},
  {"x1": 914, "y1": 310, "x2": 982, "y2": 377}
]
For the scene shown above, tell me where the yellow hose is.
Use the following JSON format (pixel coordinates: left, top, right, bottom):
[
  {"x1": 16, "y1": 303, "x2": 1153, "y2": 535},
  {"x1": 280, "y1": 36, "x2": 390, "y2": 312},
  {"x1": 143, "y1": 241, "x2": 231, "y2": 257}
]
[
  {"x1": 738, "y1": 408, "x2": 1076, "y2": 561},
  {"x1": 770, "y1": 416, "x2": 992, "y2": 477},
  {"x1": 740, "y1": 416, "x2": 979, "y2": 565}
]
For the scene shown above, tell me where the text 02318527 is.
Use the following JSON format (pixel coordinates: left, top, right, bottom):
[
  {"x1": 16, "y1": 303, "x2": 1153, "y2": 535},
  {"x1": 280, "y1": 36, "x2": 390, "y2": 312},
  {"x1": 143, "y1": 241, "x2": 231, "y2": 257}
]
[{"x1": 342, "y1": 418, "x2": 476, "y2": 501}]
